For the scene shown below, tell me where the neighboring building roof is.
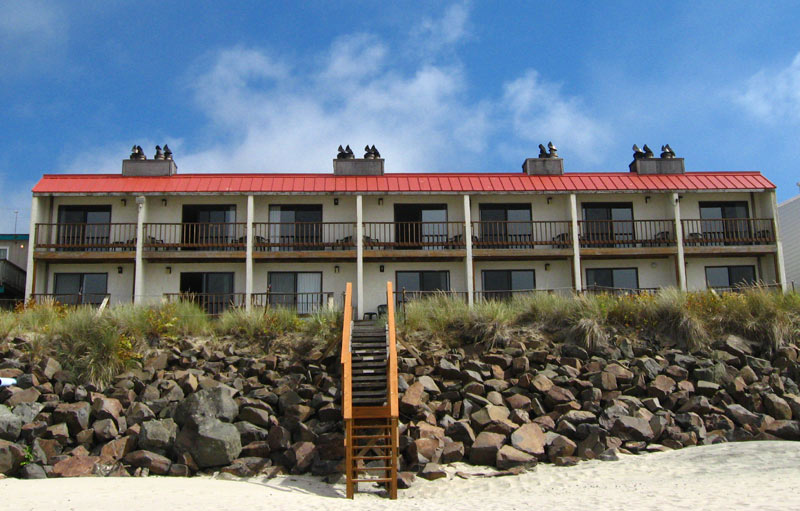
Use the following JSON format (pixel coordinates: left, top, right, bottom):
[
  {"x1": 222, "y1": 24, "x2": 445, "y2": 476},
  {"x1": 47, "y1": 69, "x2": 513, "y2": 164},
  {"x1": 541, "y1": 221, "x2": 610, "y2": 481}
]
[
  {"x1": 0, "y1": 234, "x2": 28, "y2": 241},
  {"x1": 32, "y1": 171, "x2": 776, "y2": 195}
]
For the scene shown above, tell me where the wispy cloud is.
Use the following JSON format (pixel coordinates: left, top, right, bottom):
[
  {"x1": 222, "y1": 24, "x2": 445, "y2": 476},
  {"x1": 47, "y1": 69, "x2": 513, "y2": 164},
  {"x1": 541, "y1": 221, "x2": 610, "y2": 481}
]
[
  {"x1": 0, "y1": 0, "x2": 67, "y2": 74},
  {"x1": 62, "y1": 2, "x2": 607, "y2": 175},
  {"x1": 736, "y1": 52, "x2": 800, "y2": 122}
]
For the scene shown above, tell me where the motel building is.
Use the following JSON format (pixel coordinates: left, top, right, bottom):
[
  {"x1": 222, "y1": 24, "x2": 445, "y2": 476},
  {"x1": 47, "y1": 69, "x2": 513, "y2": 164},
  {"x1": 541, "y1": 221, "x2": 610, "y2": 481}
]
[{"x1": 24, "y1": 144, "x2": 786, "y2": 318}]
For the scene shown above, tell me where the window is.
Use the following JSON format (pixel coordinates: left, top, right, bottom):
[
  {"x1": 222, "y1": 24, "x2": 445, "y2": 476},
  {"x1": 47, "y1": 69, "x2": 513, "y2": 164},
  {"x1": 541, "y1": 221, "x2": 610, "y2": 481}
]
[
  {"x1": 585, "y1": 268, "x2": 639, "y2": 292},
  {"x1": 0, "y1": 248, "x2": 7, "y2": 260},
  {"x1": 267, "y1": 272, "x2": 323, "y2": 313},
  {"x1": 53, "y1": 273, "x2": 108, "y2": 305},
  {"x1": 705, "y1": 265, "x2": 756, "y2": 290},
  {"x1": 268, "y1": 205, "x2": 323, "y2": 250},
  {"x1": 181, "y1": 205, "x2": 237, "y2": 248},
  {"x1": 179, "y1": 272, "x2": 235, "y2": 314},
  {"x1": 394, "y1": 204, "x2": 448, "y2": 249},
  {"x1": 481, "y1": 270, "x2": 535, "y2": 300},
  {"x1": 582, "y1": 203, "x2": 634, "y2": 247},
  {"x1": 396, "y1": 271, "x2": 450, "y2": 302},
  {"x1": 57, "y1": 205, "x2": 112, "y2": 249},
  {"x1": 478, "y1": 204, "x2": 532, "y2": 248},
  {"x1": 699, "y1": 201, "x2": 750, "y2": 245}
]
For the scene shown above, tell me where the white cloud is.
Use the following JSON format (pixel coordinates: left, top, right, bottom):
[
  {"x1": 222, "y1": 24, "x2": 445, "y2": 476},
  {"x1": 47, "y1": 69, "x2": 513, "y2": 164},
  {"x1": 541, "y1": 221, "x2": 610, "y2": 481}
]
[
  {"x1": 411, "y1": 1, "x2": 471, "y2": 56},
  {"x1": 502, "y1": 70, "x2": 611, "y2": 164},
  {"x1": 0, "y1": 0, "x2": 66, "y2": 73},
  {"x1": 61, "y1": 2, "x2": 607, "y2": 174},
  {"x1": 736, "y1": 52, "x2": 800, "y2": 122}
]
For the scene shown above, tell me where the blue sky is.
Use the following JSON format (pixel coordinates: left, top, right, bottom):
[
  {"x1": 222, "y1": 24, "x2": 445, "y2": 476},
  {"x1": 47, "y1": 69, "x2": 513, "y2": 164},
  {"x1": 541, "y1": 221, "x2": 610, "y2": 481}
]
[{"x1": 2, "y1": 1, "x2": 800, "y2": 232}]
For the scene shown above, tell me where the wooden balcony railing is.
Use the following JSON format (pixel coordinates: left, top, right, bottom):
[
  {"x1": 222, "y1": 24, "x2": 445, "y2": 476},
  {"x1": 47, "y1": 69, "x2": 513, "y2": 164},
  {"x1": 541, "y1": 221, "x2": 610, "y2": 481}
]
[
  {"x1": 0, "y1": 260, "x2": 26, "y2": 293},
  {"x1": 30, "y1": 293, "x2": 111, "y2": 306},
  {"x1": 143, "y1": 223, "x2": 248, "y2": 251},
  {"x1": 362, "y1": 222, "x2": 466, "y2": 250},
  {"x1": 163, "y1": 292, "x2": 247, "y2": 314},
  {"x1": 682, "y1": 218, "x2": 775, "y2": 246},
  {"x1": 252, "y1": 222, "x2": 355, "y2": 251},
  {"x1": 251, "y1": 291, "x2": 335, "y2": 313},
  {"x1": 34, "y1": 223, "x2": 138, "y2": 251},
  {"x1": 472, "y1": 220, "x2": 572, "y2": 249},
  {"x1": 579, "y1": 220, "x2": 676, "y2": 248}
]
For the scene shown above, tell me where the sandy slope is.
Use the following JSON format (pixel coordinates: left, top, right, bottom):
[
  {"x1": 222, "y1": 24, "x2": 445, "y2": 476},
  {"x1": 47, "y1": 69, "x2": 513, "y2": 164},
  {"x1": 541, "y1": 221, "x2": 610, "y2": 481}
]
[{"x1": 2, "y1": 441, "x2": 798, "y2": 511}]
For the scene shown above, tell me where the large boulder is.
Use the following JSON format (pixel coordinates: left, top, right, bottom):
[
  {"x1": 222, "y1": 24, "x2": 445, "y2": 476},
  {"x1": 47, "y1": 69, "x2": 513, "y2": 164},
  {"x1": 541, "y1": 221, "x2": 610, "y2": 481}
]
[
  {"x1": 52, "y1": 456, "x2": 101, "y2": 477},
  {"x1": 510, "y1": 423, "x2": 545, "y2": 458},
  {"x1": 175, "y1": 418, "x2": 242, "y2": 468},
  {"x1": 124, "y1": 450, "x2": 172, "y2": 475},
  {"x1": 469, "y1": 431, "x2": 505, "y2": 466},
  {"x1": 611, "y1": 416, "x2": 655, "y2": 442},
  {"x1": 52, "y1": 402, "x2": 91, "y2": 436},
  {"x1": 174, "y1": 387, "x2": 238, "y2": 427},
  {"x1": 0, "y1": 405, "x2": 22, "y2": 441},
  {"x1": 496, "y1": 445, "x2": 535, "y2": 470},
  {"x1": 0, "y1": 440, "x2": 25, "y2": 476}
]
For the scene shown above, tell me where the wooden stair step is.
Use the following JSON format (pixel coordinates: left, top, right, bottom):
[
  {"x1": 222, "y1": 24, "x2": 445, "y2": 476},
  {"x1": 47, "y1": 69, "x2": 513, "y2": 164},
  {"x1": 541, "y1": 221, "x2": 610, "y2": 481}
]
[
  {"x1": 352, "y1": 434, "x2": 392, "y2": 439},
  {"x1": 353, "y1": 466, "x2": 393, "y2": 472},
  {"x1": 353, "y1": 455, "x2": 393, "y2": 460},
  {"x1": 351, "y1": 478, "x2": 393, "y2": 483}
]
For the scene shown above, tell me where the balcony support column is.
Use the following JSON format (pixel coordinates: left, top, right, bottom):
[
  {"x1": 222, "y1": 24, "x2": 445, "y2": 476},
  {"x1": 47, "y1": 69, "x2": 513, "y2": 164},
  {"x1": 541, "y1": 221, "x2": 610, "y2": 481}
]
[
  {"x1": 356, "y1": 195, "x2": 364, "y2": 318},
  {"x1": 463, "y1": 195, "x2": 474, "y2": 307},
  {"x1": 672, "y1": 192, "x2": 687, "y2": 291},
  {"x1": 245, "y1": 194, "x2": 254, "y2": 311},
  {"x1": 769, "y1": 190, "x2": 787, "y2": 291},
  {"x1": 134, "y1": 196, "x2": 146, "y2": 304},
  {"x1": 569, "y1": 193, "x2": 582, "y2": 292},
  {"x1": 25, "y1": 196, "x2": 43, "y2": 299}
]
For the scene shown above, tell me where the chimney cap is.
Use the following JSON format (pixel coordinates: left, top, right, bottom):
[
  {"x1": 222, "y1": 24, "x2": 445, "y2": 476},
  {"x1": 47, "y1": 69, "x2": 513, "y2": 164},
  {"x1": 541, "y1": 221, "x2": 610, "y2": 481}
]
[{"x1": 123, "y1": 143, "x2": 177, "y2": 176}]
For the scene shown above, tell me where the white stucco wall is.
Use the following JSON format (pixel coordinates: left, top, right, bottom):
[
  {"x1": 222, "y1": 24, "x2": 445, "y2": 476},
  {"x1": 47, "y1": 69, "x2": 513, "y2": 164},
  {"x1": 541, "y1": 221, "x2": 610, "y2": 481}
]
[
  {"x1": 684, "y1": 256, "x2": 764, "y2": 291},
  {"x1": 44, "y1": 262, "x2": 135, "y2": 304},
  {"x1": 473, "y1": 259, "x2": 573, "y2": 292},
  {"x1": 582, "y1": 257, "x2": 679, "y2": 290}
]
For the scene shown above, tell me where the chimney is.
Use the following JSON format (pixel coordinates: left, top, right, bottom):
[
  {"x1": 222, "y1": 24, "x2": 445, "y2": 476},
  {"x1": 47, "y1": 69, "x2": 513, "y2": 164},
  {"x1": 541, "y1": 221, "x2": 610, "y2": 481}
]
[
  {"x1": 629, "y1": 144, "x2": 684, "y2": 174},
  {"x1": 522, "y1": 142, "x2": 563, "y2": 175},
  {"x1": 122, "y1": 144, "x2": 177, "y2": 176},
  {"x1": 333, "y1": 145, "x2": 384, "y2": 175}
]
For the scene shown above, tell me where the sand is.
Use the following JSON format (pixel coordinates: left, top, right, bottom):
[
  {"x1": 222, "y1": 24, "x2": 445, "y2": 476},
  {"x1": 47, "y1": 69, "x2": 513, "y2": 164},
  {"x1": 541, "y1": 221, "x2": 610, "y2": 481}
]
[{"x1": 2, "y1": 441, "x2": 798, "y2": 511}]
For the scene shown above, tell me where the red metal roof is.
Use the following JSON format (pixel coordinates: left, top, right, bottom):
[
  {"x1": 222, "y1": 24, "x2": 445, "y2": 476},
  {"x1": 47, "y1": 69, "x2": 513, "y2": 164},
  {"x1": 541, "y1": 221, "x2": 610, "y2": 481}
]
[{"x1": 32, "y1": 171, "x2": 775, "y2": 195}]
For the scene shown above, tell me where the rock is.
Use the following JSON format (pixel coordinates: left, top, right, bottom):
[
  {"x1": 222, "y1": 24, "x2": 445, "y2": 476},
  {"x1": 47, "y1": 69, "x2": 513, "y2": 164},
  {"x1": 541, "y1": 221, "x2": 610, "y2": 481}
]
[
  {"x1": 126, "y1": 403, "x2": 155, "y2": 425},
  {"x1": 400, "y1": 382, "x2": 427, "y2": 415},
  {"x1": 496, "y1": 445, "x2": 535, "y2": 469},
  {"x1": 611, "y1": 416, "x2": 655, "y2": 442},
  {"x1": 560, "y1": 410, "x2": 597, "y2": 426},
  {"x1": 546, "y1": 434, "x2": 577, "y2": 460},
  {"x1": 397, "y1": 471, "x2": 417, "y2": 489},
  {"x1": 38, "y1": 357, "x2": 62, "y2": 380},
  {"x1": 764, "y1": 420, "x2": 800, "y2": 440},
  {"x1": 124, "y1": 450, "x2": 172, "y2": 475},
  {"x1": 92, "y1": 397, "x2": 124, "y2": 428},
  {"x1": 510, "y1": 423, "x2": 546, "y2": 457},
  {"x1": 471, "y1": 405, "x2": 510, "y2": 430},
  {"x1": 100, "y1": 436, "x2": 137, "y2": 461},
  {"x1": 267, "y1": 425, "x2": 292, "y2": 452},
  {"x1": 0, "y1": 440, "x2": 24, "y2": 475},
  {"x1": 696, "y1": 380, "x2": 720, "y2": 397},
  {"x1": 505, "y1": 394, "x2": 531, "y2": 411},
  {"x1": 175, "y1": 418, "x2": 242, "y2": 468},
  {"x1": 52, "y1": 456, "x2": 100, "y2": 477},
  {"x1": 605, "y1": 363, "x2": 634, "y2": 382},
  {"x1": 441, "y1": 441, "x2": 464, "y2": 463},
  {"x1": 648, "y1": 375, "x2": 676, "y2": 400},
  {"x1": 20, "y1": 463, "x2": 47, "y2": 479},
  {"x1": 420, "y1": 462, "x2": 447, "y2": 480},
  {"x1": 220, "y1": 457, "x2": 271, "y2": 477},
  {"x1": 6, "y1": 387, "x2": 40, "y2": 406},
  {"x1": 469, "y1": 431, "x2": 506, "y2": 466},
  {"x1": 764, "y1": 394, "x2": 792, "y2": 420},
  {"x1": 52, "y1": 402, "x2": 91, "y2": 436},
  {"x1": 12, "y1": 402, "x2": 44, "y2": 424},
  {"x1": 0, "y1": 405, "x2": 22, "y2": 441},
  {"x1": 286, "y1": 442, "x2": 315, "y2": 473},
  {"x1": 417, "y1": 375, "x2": 440, "y2": 394},
  {"x1": 590, "y1": 372, "x2": 618, "y2": 391},
  {"x1": 174, "y1": 387, "x2": 238, "y2": 427},
  {"x1": 739, "y1": 366, "x2": 758, "y2": 385},
  {"x1": 719, "y1": 334, "x2": 753, "y2": 358},
  {"x1": 138, "y1": 419, "x2": 178, "y2": 452},
  {"x1": 445, "y1": 421, "x2": 476, "y2": 445},
  {"x1": 93, "y1": 418, "x2": 119, "y2": 442},
  {"x1": 241, "y1": 441, "x2": 271, "y2": 458},
  {"x1": 545, "y1": 386, "x2": 576, "y2": 408},
  {"x1": 531, "y1": 374, "x2": 554, "y2": 393},
  {"x1": 238, "y1": 407, "x2": 271, "y2": 429},
  {"x1": 724, "y1": 404, "x2": 762, "y2": 427}
]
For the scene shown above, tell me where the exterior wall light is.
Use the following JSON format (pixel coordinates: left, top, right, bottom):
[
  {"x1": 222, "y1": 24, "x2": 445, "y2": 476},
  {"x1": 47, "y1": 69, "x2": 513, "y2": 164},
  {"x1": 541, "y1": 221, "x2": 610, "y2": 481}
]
[
  {"x1": 334, "y1": 198, "x2": 339, "y2": 205},
  {"x1": 334, "y1": 265, "x2": 340, "y2": 273},
  {"x1": 645, "y1": 196, "x2": 651, "y2": 203},
  {"x1": 165, "y1": 266, "x2": 172, "y2": 274},
  {"x1": 121, "y1": 198, "x2": 127, "y2": 206},
  {"x1": 544, "y1": 263, "x2": 550, "y2": 271},
  {"x1": 380, "y1": 265, "x2": 385, "y2": 272},
  {"x1": 378, "y1": 197, "x2": 383, "y2": 206},
  {"x1": 162, "y1": 198, "x2": 167, "y2": 206},
  {"x1": 546, "y1": 197, "x2": 552, "y2": 204},
  {"x1": 117, "y1": 266, "x2": 123, "y2": 274}
]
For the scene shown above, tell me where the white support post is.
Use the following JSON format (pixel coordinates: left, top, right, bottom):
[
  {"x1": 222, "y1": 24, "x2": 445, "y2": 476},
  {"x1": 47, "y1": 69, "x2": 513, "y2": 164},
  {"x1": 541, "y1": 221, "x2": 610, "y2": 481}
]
[
  {"x1": 356, "y1": 195, "x2": 364, "y2": 319},
  {"x1": 134, "y1": 196, "x2": 146, "y2": 304},
  {"x1": 769, "y1": 190, "x2": 787, "y2": 291},
  {"x1": 245, "y1": 194, "x2": 254, "y2": 311},
  {"x1": 24, "y1": 196, "x2": 41, "y2": 299},
  {"x1": 672, "y1": 192, "x2": 687, "y2": 291},
  {"x1": 463, "y1": 195, "x2": 474, "y2": 307},
  {"x1": 569, "y1": 193, "x2": 582, "y2": 292}
]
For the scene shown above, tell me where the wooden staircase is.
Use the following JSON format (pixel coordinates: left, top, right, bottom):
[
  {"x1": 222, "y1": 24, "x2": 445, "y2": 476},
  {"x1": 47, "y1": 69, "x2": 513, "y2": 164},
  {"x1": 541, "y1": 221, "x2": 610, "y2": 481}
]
[{"x1": 341, "y1": 282, "x2": 399, "y2": 499}]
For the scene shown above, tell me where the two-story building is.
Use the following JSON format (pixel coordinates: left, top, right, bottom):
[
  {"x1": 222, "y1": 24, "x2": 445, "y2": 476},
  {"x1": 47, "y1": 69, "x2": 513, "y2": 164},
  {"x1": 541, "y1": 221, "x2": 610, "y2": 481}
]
[{"x1": 25, "y1": 145, "x2": 785, "y2": 317}]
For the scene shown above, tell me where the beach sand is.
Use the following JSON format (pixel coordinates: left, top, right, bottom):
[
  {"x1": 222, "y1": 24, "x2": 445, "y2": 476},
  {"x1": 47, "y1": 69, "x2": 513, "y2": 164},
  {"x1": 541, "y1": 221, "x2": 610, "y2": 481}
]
[{"x1": 2, "y1": 441, "x2": 798, "y2": 511}]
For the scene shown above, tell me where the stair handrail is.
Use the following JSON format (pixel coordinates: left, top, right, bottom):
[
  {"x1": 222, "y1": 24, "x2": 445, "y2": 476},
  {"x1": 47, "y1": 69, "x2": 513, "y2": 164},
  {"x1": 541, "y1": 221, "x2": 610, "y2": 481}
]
[
  {"x1": 386, "y1": 281, "x2": 399, "y2": 418},
  {"x1": 341, "y1": 282, "x2": 353, "y2": 421}
]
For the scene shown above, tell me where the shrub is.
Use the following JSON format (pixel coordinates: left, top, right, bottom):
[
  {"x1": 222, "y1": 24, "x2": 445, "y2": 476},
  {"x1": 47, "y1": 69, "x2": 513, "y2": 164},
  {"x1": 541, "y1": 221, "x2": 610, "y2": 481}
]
[
  {"x1": 302, "y1": 306, "x2": 343, "y2": 351},
  {"x1": 653, "y1": 288, "x2": 709, "y2": 352},
  {"x1": 0, "y1": 310, "x2": 16, "y2": 340},
  {"x1": 215, "y1": 306, "x2": 301, "y2": 349}
]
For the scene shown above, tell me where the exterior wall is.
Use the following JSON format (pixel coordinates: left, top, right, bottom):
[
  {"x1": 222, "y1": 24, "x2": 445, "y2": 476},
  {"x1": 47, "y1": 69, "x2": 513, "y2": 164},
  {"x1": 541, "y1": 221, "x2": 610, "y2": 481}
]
[
  {"x1": 145, "y1": 195, "x2": 249, "y2": 223},
  {"x1": 685, "y1": 256, "x2": 763, "y2": 291},
  {"x1": 252, "y1": 261, "x2": 354, "y2": 301},
  {"x1": 363, "y1": 261, "x2": 466, "y2": 315},
  {"x1": 473, "y1": 259, "x2": 572, "y2": 292},
  {"x1": 779, "y1": 196, "x2": 800, "y2": 288},
  {"x1": 470, "y1": 194, "x2": 570, "y2": 222},
  {"x1": 141, "y1": 262, "x2": 247, "y2": 305},
  {"x1": 0, "y1": 238, "x2": 29, "y2": 270},
  {"x1": 678, "y1": 192, "x2": 757, "y2": 219},
  {"x1": 582, "y1": 257, "x2": 679, "y2": 289},
  {"x1": 253, "y1": 195, "x2": 356, "y2": 224},
  {"x1": 364, "y1": 195, "x2": 466, "y2": 223},
  {"x1": 45, "y1": 262, "x2": 134, "y2": 304}
]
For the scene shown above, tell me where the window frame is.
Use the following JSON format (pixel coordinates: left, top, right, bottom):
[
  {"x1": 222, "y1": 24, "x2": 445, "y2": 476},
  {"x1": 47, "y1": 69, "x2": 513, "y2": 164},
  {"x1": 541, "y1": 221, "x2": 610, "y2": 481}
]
[
  {"x1": 704, "y1": 265, "x2": 757, "y2": 290},
  {"x1": 585, "y1": 267, "x2": 640, "y2": 291}
]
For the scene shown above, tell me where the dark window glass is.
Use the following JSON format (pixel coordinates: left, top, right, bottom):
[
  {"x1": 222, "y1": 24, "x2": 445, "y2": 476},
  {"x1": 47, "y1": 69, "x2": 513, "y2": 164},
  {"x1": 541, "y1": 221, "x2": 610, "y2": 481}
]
[
  {"x1": 396, "y1": 271, "x2": 450, "y2": 295},
  {"x1": 179, "y1": 272, "x2": 235, "y2": 314},
  {"x1": 482, "y1": 270, "x2": 535, "y2": 300},
  {"x1": 478, "y1": 204, "x2": 532, "y2": 247},
  {"x1": 267, "y1": 272, "x2": 323, "y2": 313},
  {"x1": 268, "y1": 205, "x2": 323, "y2": 249},
  {"x1": 705, "y1": 266, "x2": 756, "y2": 289},
  {"x1": 393, "y1": 204, "x2": 448, "y2": 249},
  {"x1": 181, "y1": 205, "x2": 237, "y2": 248},
  {"x1": 57, "y1": 206, "x2": 112, "y2": 249},
  {"x1": 586, "y1": 268, "x2": 639, "y2": 291},
  {"x1": 53, "y1": 273, "x2": 107, "y2": 305},
  {"x1": 582, "y1": 203, "x2": 634, "y2": 247},
  {"x1": 699, "y1": 202, "x2": 750, "y2": 245}
]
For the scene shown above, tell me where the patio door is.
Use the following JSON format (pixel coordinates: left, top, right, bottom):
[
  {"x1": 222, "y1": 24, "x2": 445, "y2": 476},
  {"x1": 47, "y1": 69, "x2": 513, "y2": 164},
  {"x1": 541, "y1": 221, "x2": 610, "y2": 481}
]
[
  {"x1": 53, "y1": 272, "x2": 108, "y2": 305},
  {"x1": 268, "y1": 205, "x2": 323, "y2": 250},
  {"x1": 181, "y1": 205, "x2": 236, "y2": 248},
  {"x1": 478, "y1": 204, "x2": 532, "y2": 247},
  {"x1": 267, "y1": 272, "x2": 323, "y2": 313},
  {"x1": 394, "y1": 204, "x2": 447, "y2": 249},
  {"x1": 57, "y1": 206, "x2": 111, "y2": 250},
  {"x1": 179, "y1": 272, "x2": 234, "y2": 314},
  {"x1": 699, "y1": 202, "x2": 749, "y2": 245},
  {"x1": 582, "y1": 203, "x2": 634, "y2": 247}
]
